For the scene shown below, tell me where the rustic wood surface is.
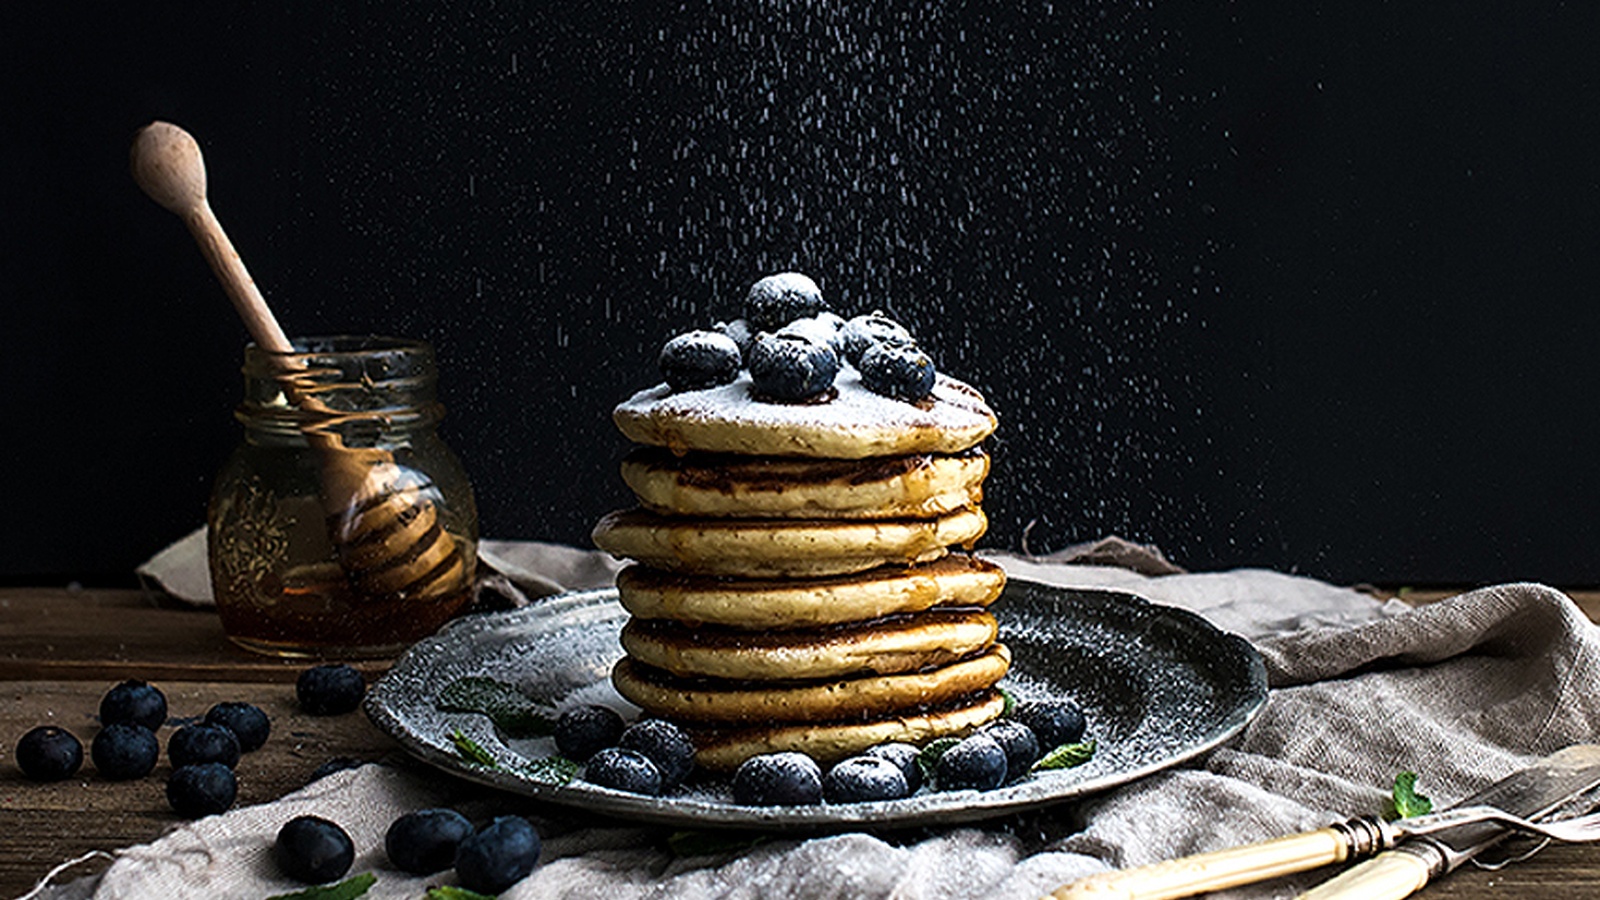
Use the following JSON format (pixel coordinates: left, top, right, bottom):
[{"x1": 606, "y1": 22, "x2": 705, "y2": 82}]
[{"x1": 2, "y1": 585, "x2": 1598, "y2": 898}]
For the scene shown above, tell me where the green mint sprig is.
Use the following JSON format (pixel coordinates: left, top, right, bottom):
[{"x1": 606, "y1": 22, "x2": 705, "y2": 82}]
[
  {"x1": 437, "y1": 676, "x2": 556, "y2": 738},
  {"x1": 1386, "y1": 771, "x2": 1433, "y2": 820},
  {"x1": 1032, "y1": 740, "x2": 1097, "y2": 772},
  {"x1": 266, "y1": 872, "x2": 376, "y2": 900}
]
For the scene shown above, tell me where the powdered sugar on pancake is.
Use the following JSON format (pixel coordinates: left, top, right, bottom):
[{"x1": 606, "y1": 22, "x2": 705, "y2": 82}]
[{"x1": 614, "y1": 367, "x2": 997, "y2": 458}]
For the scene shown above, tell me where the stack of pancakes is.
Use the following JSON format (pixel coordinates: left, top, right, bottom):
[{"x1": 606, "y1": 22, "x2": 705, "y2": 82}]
[{"x1": 593, "y1": 365, "x2": 1007, "y2": 770}]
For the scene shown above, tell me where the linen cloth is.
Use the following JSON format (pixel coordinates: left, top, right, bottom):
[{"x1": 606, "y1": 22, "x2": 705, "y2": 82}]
[{"x1": 35, "y1": 541, "x2": 1600, "y2": 899}]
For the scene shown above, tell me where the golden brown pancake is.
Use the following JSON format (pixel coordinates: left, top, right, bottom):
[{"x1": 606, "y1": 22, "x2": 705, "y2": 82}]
[
  {"x1": 619, "y1": 609, "x2": 999, "y2": 681},
  {"x1": 620, "y1": 447, "x2": 989, "y2": 519},
  {"x1": 591, "y1": 507, "x2": 988, "y2": 578},
  {"x1": 689, "y1": 690, "x2": 1006, "y2": 770},
  {"x1": 611, "y1": 643, "x2": 1011, "y2": 724}
]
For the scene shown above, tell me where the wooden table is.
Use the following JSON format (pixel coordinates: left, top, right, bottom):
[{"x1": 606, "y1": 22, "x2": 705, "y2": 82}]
[{"x1": 3, "y1": 585, "x2": 1599, "y2": 898}]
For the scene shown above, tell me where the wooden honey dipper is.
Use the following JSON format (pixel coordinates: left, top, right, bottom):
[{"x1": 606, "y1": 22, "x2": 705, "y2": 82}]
[{"x1": 130, "y1": 121, "x2": 468, "y2": 604}]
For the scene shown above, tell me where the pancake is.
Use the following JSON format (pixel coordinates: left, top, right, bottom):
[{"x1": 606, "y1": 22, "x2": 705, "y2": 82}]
[
  {"x1": 690, "y1": 690, "x2": 1007, "y2": 771},
  {"x1": 620, "y1": 609, "x2": 999, "y2": 681},
  {"x1": 614, "y1": 368, "x2": 997, "y2": 459},
  {"x1": 620, "y1": 447, "x2": 989, "y2": 519},
  {"x1": 615, "y1": 555, "x2": 1007, "y2": 629},
  {"x1": 591, "y1": 507, "x2": 988, "y2": 578},
  {"x1": 611, "y1": 643, "x2": 1011, "y2": 723}
]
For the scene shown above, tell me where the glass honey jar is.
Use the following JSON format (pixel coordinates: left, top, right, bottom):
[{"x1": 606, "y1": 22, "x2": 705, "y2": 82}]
[{"x1": 207, "y1": 336, "x2": 478, "y2": 657}]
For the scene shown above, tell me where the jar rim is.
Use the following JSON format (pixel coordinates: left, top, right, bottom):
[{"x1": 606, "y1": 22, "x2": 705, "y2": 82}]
[{"x1": 243, "y1": 334, "x2": 432, "y2": 359}]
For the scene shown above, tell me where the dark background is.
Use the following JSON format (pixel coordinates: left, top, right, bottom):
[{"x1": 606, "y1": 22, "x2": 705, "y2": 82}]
[{"x1": 4, "y1": 2, "x2": 1598, "y2": 586}]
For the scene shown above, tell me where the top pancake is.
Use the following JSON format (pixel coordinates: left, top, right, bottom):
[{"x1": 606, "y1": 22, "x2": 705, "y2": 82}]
[{"x1": 614, "y1": 367, "x2": 997, "y2": 458}]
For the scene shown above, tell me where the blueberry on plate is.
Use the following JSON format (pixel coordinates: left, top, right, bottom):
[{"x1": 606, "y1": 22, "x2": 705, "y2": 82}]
[
  {"x1": 91, "y1": 723, "x2": 160, "y2": 780},
  {"x1": 1012, "y1": 699, "x2": 1087, "y2": 750},
  {"x1": 732, "y1": 752, "x2": 823, "y2": 806},
  {"x1": 276, "y1": 815, "x2": 355, "y2": 884},
  {"x1": 744, "y1": 272, "x2": 827, "y2": 333},
  {"x1": 582, "y1": 746, "x2": 663, "y2": 796},
  {"x1": 980, "y1": 719, "x2": 1042, "y2": 782},
  {"x1": 747, "y1": 332, "x2": 840, "y2": 402},
  {"x1": 839, "y1": 311, "x2": 915, "y2": 366},
  {"x1": 554, "y1": 704, "x2": 627, "y2": 761},
  {"x1": 823, "y1": 755, "x2": 911, "y2": 803},
  {"x1": 935, "y1": 734, "x2": 1007, "y2": 792},
  {"x1": 617, "y1": 719, "x2": 696, "y2": 788},
  {"x1": 858, "y1": 342, "x2": 936, "y2": 401},
  {"x1": 862, "y1": 741, "x2": 923, "y2": 793},
  {"x1": 168, "y1": 723, "x2": 242, "y2": 769},
  {"x1": 386, "y1": 808, "x2": 474, "y2": 875},
  {"x1": 296, "y1": 664, "x2": 366, "y2": 716},
  {"x1": 99, "y1": 679, "x2": 168, "y2": 731},
  {"x1": 204, "y1": 701, "x2": 271, "y2": 753},
  {"x1": 455, "y1": 815, "x2": 542, "y2": 895},
  {"x1": 166, "y1": 762, "x2": 237, "y2": 818},
  {"x1": 16, "y1": 725, "x2": 84, "y2": 782},
  {"x1": 659, "y1": 329, "x2": 742, "y2": 391}
]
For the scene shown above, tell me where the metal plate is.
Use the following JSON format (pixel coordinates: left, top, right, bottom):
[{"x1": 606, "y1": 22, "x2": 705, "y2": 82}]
[{"x1": 365, "y1": 579, "x2": 1268, "y2": 829}]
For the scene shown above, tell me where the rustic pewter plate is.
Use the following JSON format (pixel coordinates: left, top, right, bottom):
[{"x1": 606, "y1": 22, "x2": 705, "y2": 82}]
[{"x1": 365, "y1": 580, "x2": 1268, "y2": 829}]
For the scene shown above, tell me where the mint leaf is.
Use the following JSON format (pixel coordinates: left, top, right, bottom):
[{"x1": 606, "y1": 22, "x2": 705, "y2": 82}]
[
  {"x1": 449, "y1": 729, "x2": 499, "y2": 768},
  {"x1": 437, "y1": 677, "x2": 555, "y2": 738},
  {"x1": 916, "y1": 737, "x2": 962, "y2": 782},
  {"x1": 1387, "y1": 771, "x2": 1433, "y2": 820},
  {"x1": 667, "y1": 829, "x2": 769, "y2": 857},
  {"x1": 998, "y1": 686, "x2": 1017, "y2": 718},
  {"x1": 426, "y1": 887, "x2": 497, "y2": 900},
  {"x1": 513, "y1": 754, "x2": 580, "y2": 786},
  {"x1": 1032, "y1": 740, "x2": 1097, "y2": 772},
  {"x1": 266, "y1": 872, "x2": 376, "y2": 900}
]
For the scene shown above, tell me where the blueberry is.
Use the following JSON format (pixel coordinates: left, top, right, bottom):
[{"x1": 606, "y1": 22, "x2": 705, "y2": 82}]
[
  {"x1": 1013, "y1": 699, "x2": 1087, "y2": 751},
  {"x1": 980, "y1": 720, "x2": 1042, "y2": 782},
  {"x1": 778, "y1": 312, "x2": 847, "y2": 354},
  {"x1": 858, "y1": 342, "x2": 936, "y2": 401},
  {"x1": 99, "y1": 680, "x2": 168, "y2": 730},
  {"x1": 582, "y1": 747, "x2": 663, "y2": 796},
  {"x1": 714, "y1": 318, "x2": 756, "y2": 358},
  {"x1": 823, "y1": 755, "x2": 910, "y2": 803},
  {"x1": 744, "y1": 272, "x2": 827, "y2": 333},
  {"x1": 862, "y1": 742, "x2": 923, "y2": 793},
  {"x1": 554, "y1": 705, "x2": 627, "y2": 761},
  {"x1": 616, "y1": 719, "x2": 696, "y2": 788},
  {"x1": 306, "y1": 757, "x2": 364, "y2": 784},
  {"x1": 732, "y1": 752, "x2": 823, "y2": 806},
  {"x1": 386, "y1": 808, "x2": 474, "y2": 875},
  {"x1": 16, "y1": 726, "x2": 83, "y2": 781},
  {"x1": 455, "y1": 815, "x2": 541, "y2": 894},
  {"x1": 747, "y1": 332, "x2": 839, "y2": 401},
  {"x1": 91, "y1": 723, "x2": 159, "y2": 780},
  {"x1": 659, "y1": 330, "x2": 742, "y2": 391},
  {"x1": 839, "y1": 311, "x2": 915, "y2": 366},
  {"x1": 204, "y1": 702, "x2": 271, "y2": 752},
  {"x1": 935, "y1": 734, "x2": 1006, "y2": 792},
  {"x1": 168, "y1": 724, "x2": 241, "y2": 769},
  {"x1": 166, "y1": 763, "x2": 237, "y2": 818},
  {"x1": 296, "y1": 664, "x2": 366, "y2": 716},
  {"x1": 276, "y1": 815, "x2": 355, "y2": 884}
]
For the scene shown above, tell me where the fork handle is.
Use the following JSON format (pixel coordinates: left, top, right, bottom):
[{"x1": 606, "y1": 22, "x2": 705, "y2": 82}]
[{"x1": 1047, "y1": 827, "x2": 1356, "y2": 900}]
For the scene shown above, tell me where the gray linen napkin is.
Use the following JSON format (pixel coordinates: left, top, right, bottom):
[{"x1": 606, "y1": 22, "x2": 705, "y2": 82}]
[{"x1": 34, "y1": 546, "x2": 1600, "y2": 900}]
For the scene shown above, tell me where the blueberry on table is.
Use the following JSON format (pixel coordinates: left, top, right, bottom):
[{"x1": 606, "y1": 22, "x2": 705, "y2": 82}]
[
  {"x1": 168, "y1": 724, "x2": 242, "y2": 769},
  {"x1": 659, "y1": 330, "x2": 742, "y2": 391},
  {"x1": 455, "y1": 815, "x2": 542, "y2": 895},
  {"x1": 935, "y1": 734, "x2": 1006, "y2": 792},
  {"x1": 732, "y1": 752, "x2": 823, "y2": 806},
  {"x1": 91, "y1": 723, "x2": 160, "y2": 780},
  {"x1": 166, "y1": 763, "x2": 237, "y2": 818},
  {"x1": 296, "y1": 664, "x2": 366, "y2": 716},
  {"x1": 555, "y1": 704, "x2": 627, "y2": 761},
  {"x1": 980, "y1": 720, "x2": 1042, "y2": 782},
  {"x1": 307, "y1": 757, "x2": 364, "y2": 784},
  {"x1": 862, "y1": 741, "x2": 923, "y2": 793},
  {"x1": 858, "y1": 342, "x2": 936, "y2": 401},
  {"x1": 1012, "y1": 699, "x2": 1087, "y2": 751},
  {"x1": 823, "y1": 755, "x2": 911, "y2": 803},
  {"x1": 386, "y1": 808, "x2": 474, "y2": 875},
  {"x1": 582, "y1": 747, "x2": 663, "y2": 796},
  {"x1": 744, "y1": 272, "x2": 827, "y2": 333},
  {"x1": 839, "y1": 311, "x2": 915, "y2": 366},
  {"x1": 276, "y1": 815, "x2": 355, "y2": 884},
  {"x1": 204, "y1": 701, "x2": 271, "y2": 752},
  {"x1": 16, "y1": 725, "x2": 83, "y2": 782},
  {"x1": 617, "y1": 719, "x2": 696, "y2": 788},
  {"x1": 99, "y1": 680, "x2": 168, "y2": 730},
  {"x1": 748, "y1": 332, "x2": 840, "y2": 402}
]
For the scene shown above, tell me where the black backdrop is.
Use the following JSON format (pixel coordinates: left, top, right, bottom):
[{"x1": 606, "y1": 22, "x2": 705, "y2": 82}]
[{"x1": 5, "y1": 2, "x2": 1598, "y2": 586}]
